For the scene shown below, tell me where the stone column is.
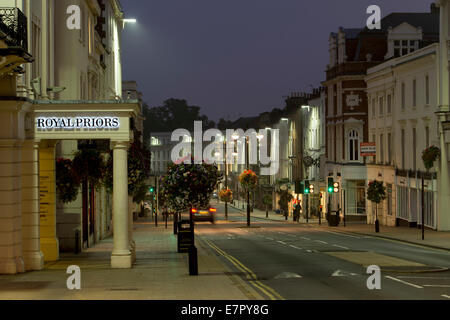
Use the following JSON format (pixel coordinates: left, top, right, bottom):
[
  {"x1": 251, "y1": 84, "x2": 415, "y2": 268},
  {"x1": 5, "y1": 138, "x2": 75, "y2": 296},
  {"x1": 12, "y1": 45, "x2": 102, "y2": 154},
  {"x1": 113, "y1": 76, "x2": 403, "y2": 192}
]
[
  {"x1": 437, "y1": 0, "x2": 450, "y2": 231},
  {"x1": 39, "y1": 141, "x2": 59, "y2": 261},
  {"x1": 111, "y1": 141, "x2": 132, "y2": 268},
  {"x1": 0, "y1": 140, "x2": 25, "y2": 274},
  {"x1": 21, "y1": 140, "x2": 44, "y2": 271},
  {"x1": 128, "y1": 196, "x2": 136, "y2": 263}
]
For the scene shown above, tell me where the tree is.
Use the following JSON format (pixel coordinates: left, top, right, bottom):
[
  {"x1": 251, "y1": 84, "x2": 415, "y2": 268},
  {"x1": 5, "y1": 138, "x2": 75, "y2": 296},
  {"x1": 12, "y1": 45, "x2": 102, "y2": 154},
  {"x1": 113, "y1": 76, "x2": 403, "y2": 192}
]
[
  {"x1": 159, "y1": 160, "x2": 222, "y2": 218},
  {"x1": 277, "y1": 189, "x2": 293, "y2": 218},
  {"x1": 367, "y1": 180, "x2": 386, "y2": 233},
  {"x1": 263, "y1": 194, "x2": 272, "y2": 218},
  {"x1": 143, "y1": 98, "x2": 215, "y2": 142}
]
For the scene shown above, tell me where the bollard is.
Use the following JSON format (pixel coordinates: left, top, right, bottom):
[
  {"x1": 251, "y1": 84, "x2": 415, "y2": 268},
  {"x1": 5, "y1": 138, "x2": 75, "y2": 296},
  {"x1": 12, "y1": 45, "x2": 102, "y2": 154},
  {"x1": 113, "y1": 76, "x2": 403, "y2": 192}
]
[
  {"x1": 188, "y1": 245, "x2": 198, "y2": 276},
  {"x1": 174, "y1": 214, "x2": 178, "y2": 235}
]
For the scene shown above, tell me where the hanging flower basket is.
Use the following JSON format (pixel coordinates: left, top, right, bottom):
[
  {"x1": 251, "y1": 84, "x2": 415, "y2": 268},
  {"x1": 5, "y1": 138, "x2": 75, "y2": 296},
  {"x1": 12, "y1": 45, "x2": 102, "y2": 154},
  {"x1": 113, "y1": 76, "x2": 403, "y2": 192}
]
[
  {"x1": 422, "y1": 145, "x2": 440, "y2": 170},
  {"x1": 55, "y1": 158, "x2": 79, "y2": 204},
  {"x1": 219, "y1": 189, "x2": 233, "y2": 203},
  {"x1": 367, "y1": 180, "x2": 386, "y2": 204},
  {"x1": 239, "y1": 170, "x2": 258, "y2": 189}
]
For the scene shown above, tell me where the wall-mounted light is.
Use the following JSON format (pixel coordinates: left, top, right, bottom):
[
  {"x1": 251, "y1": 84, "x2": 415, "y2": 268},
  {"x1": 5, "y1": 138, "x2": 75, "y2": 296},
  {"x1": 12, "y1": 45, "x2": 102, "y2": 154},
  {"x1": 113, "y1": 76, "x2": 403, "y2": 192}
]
[{"x1": 123, "y1": 18, "x2": 137, "y2": 24}]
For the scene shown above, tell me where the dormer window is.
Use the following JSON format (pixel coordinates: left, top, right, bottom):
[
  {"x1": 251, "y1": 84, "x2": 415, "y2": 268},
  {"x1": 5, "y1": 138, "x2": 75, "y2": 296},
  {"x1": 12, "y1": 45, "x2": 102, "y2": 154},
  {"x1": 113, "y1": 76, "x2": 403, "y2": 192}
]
[
  {"x1": 393, "y1": 40, "x2": 418, "y2": 57},
  {"x1": 385, "y1": 23, "x2": 422, "y2": 59}
]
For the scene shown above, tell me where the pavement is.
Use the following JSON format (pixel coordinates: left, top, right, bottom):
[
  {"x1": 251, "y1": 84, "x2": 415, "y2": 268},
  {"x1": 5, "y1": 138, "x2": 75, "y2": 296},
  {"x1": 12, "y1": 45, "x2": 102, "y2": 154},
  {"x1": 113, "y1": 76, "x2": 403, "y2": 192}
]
[
  {"x1": 0, "y1": 217, "x2": 264, "y2": 300},
  {"x1": 229, "y1": 200, "x2": 450, "y2": 251}
]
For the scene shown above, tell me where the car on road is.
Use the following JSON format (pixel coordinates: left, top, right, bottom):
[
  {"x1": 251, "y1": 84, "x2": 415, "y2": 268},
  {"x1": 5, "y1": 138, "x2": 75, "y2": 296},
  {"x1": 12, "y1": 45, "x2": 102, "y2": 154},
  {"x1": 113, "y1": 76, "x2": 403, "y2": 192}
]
[{"x1": 191, "y1": 207, "x2": 216, "y2": 223}]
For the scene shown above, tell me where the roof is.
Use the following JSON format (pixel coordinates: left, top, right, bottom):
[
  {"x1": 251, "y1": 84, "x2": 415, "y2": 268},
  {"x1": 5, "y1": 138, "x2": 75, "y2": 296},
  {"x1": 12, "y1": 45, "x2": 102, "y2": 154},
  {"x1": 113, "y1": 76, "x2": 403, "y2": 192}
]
[{"x1": 363, "y1": 12, "x2": 439, "y2": 34}]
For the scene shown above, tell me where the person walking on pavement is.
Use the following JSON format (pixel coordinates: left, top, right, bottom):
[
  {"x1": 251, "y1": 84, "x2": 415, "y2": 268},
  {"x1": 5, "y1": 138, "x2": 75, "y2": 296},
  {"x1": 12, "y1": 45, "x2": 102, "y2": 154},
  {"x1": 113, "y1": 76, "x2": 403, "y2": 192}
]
[{"x1": 293, "y1": 203, "x2": 301, "y2": 222}]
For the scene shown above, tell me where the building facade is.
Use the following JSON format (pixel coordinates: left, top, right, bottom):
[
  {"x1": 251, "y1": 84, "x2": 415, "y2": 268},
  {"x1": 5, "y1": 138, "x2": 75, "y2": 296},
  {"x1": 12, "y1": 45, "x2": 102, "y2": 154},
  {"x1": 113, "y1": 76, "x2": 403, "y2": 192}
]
[
  {"x1": 0, "y1": 0, "x2": 140, "y2": 274},
  {"x1": 366, "y1": 43, "x2": 439, "y2": 228}
]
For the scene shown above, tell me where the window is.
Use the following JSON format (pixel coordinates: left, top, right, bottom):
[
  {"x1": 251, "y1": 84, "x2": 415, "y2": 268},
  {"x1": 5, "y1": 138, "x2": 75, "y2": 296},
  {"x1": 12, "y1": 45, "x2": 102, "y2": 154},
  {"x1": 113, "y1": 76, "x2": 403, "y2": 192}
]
[
  {"x1": 79, "y1": 6, "x2": 86, "y2": 44},
  {"x1": 387, "y1": 184, "x2": 393, "y2": 215},
  {"x1": 372, "y1": 134, "x2": 376, "y2": 164},
  {"x1": 413, "y1": 128, "x2": 417, "y2": 170},
  {"x1": 401, "y1": 83, "x2": 405, "y2": 109},
  {"x1": 349, "y1": 130, "x2": 359, "y2": 161},
  {"x1": 372, "y1": 98, "x2": 376, "y2": 118},
  {"x1": 387, "y1": 133, "x2": 392, "y2": 164},
  {"x1": 387, "y1": 95, "x2": 392, "y2": 114},
  {"x1": 401, "y1": 129, "x2": 405, "y2": 169},
  {"x1": 32, "y1": 22, "x2": 41, "y2": 80},
  {"x1": 413, "y1": 79, "x2": 417, "y2": 107},
  {"x1": 379, "y1": 97, "x2": 384, "y2": 116},
  {"x1": 425, "y1": 75, "x2": 430, "y2": 105},
  {"x1": 394, "y1": 40, "x2": 417, "y2": 57},
  {"x1": 380, "y1": 134, "x2": 384, "y2": 164},
  {"x1": 426, "y1": 126, "x2": 430, "y2": 149}
]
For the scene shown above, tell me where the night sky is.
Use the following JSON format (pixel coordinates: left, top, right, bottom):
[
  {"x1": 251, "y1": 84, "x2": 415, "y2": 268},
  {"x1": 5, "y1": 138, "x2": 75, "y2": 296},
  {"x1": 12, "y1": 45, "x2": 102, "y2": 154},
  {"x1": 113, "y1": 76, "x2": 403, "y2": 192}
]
[{"x1": 121, "y1": 0, "x2": 431, "y2": 122}]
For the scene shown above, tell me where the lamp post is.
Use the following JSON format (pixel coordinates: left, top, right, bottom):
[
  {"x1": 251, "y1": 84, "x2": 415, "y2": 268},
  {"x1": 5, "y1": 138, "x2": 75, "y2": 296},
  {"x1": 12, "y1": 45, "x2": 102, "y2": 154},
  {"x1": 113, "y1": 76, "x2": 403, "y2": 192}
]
[
  {"x1": 223, "y1": 137, "x2": 229, "y2": 220},
  {"x1": 246, "y1": 136, "x2": 250, "y2": 227}
]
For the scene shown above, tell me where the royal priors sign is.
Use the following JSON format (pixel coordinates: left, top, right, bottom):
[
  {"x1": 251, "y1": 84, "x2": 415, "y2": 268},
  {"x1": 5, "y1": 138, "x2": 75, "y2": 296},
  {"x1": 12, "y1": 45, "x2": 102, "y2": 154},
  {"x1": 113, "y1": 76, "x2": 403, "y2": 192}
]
[{"x1": 36, "y1": 117, "x2": 120, "y2": 130}]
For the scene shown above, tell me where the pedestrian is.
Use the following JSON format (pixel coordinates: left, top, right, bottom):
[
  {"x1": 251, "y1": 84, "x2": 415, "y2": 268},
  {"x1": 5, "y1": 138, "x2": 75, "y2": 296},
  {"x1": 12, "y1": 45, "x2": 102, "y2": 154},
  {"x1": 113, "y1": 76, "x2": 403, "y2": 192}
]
[{"x1": 294, "y1": 204, "x2": 301, "y2": 222}]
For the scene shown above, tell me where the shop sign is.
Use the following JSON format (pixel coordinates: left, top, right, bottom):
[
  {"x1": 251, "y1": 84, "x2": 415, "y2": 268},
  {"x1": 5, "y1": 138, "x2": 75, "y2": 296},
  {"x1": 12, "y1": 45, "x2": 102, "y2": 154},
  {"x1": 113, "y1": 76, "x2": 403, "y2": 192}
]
[
  {"x1": 36, "y1": 117, "x2": 120, "y2": 130},
  {"x1": 361, "y1": 142, "x2": 376, "y2": 157}
]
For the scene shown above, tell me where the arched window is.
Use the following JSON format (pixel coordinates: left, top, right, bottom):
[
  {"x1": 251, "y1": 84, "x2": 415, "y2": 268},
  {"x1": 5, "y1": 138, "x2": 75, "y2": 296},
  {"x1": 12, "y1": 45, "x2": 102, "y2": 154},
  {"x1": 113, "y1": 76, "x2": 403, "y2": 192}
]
[{"x1": 349, "y1": 130, "x2": 359, "y2": 161}]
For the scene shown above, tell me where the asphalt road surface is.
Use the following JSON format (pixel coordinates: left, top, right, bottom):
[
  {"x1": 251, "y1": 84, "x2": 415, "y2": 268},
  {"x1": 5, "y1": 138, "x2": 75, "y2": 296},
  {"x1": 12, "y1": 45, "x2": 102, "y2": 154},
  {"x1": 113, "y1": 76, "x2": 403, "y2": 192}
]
[{"x1": 194, "y1": 202, "x2": 450, "y2": 300}]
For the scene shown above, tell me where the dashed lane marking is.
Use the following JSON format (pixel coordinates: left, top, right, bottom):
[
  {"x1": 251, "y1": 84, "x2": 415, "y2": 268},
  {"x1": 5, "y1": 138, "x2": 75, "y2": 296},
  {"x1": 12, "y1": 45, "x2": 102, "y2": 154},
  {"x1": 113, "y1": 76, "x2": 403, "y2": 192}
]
[
  {"x1": 277, "y1": 241, "x2": 287, "y2": 245},
  {"x1": 385, "y1": 276, "x2": 424, "y2": 289},
  {"x1": 423, "y1": 285, "x2": 450, "y2": 288},
  {"x1": 333, "y1": 244, "x2": 349, "y2": 250},
  {"x1": 314, "y1": 240, "x2": 328, "y2": 245},
  {"x1": 289, "y1": 245, "x2": 302, "y2": 250},
  {"x1": 301, "y1": 237, "x2": 310, "y2": 241},
  {"x1": 442, "y1": 295, "x2": 450, "y2": 299}
]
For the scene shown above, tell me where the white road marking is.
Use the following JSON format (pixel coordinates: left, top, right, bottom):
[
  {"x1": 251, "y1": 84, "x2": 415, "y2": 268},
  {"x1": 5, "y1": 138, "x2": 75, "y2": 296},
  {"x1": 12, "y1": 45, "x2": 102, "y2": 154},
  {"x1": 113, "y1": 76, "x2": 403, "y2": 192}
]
[
  {"x1": 316, "y1": 229, "x2": 361, "y2": 239},
  {"x1": 274, "y1": 272, "x2": 302, "y2": 279},
  {"x1": 266, "y1": 237, "x2": 274, "y2": 241},
  {"x1": 289, "y1": 245, "x2": 302, "y2": 250},
  {"x1": 385, "y1": 276, "x2": 424, "y2": 289},
  {"x1": 277, "y1": 241, "x2": 287, "y2": 245},
  {"x1": 314, "y1": 240, "x2": 328, "y2": 245},
  {"x1": 423, "y1": 285, "x2": 450, "y2": 288},
  {"x1": 306, "y1": 250, "x2": 312, "y2": 253},
  {"x1": 442, "y1": 295, "x2": 450, "y2": 299},
  {"x1": 398, "y1": 276, "x2": 450, "y2": 280},
  {"x1": 301, "y1": 237, "x2": 310, "y2": 241},
  {"x1": 333, "y1": 244, "x2": 349, "y2": 250},
  {"x1": 332, "y1": 270, "x2": 346, "y2": 277}
]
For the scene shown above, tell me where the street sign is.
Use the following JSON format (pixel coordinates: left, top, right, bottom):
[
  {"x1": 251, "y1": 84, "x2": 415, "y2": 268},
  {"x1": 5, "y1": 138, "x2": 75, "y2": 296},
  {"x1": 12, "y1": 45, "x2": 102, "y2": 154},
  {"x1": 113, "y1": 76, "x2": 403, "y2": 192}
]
[{"x1": 361, "y1": 142, "x2": 376, "y2": 157}]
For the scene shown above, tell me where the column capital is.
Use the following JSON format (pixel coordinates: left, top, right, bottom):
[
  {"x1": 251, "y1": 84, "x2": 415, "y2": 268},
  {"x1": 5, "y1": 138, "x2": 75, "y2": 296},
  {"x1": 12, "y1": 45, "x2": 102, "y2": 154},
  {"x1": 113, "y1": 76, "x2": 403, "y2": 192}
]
[{"x1": 111, "y1": 140, "x2": 130, "y2": 150}]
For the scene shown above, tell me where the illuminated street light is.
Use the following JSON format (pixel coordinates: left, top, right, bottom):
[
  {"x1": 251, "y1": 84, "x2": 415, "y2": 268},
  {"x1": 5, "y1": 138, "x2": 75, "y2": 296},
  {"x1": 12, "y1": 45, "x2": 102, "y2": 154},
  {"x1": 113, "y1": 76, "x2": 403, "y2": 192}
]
[{"x1": 123, "y1": 18, "x2": 137, "y2": 24}]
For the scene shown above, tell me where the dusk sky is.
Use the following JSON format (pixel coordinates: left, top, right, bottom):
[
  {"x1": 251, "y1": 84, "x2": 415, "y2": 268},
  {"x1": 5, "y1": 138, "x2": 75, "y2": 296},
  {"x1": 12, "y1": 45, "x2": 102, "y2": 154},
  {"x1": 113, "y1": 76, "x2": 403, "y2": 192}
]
[{"x1": 121, "y1": 0, "x2": 431, "y2": 122}]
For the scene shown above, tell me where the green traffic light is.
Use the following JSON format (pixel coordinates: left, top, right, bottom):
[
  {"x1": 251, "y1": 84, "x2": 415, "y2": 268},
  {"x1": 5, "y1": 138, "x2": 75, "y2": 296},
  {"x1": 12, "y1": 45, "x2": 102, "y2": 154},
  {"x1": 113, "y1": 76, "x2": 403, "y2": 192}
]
[{"x1": 328, "y1": 187, "x2": 333, "y2": 193}]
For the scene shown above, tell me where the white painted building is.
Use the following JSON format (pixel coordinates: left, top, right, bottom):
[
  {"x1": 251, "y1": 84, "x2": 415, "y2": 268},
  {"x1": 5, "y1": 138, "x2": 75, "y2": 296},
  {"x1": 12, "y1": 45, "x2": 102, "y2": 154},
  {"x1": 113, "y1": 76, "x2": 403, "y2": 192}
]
[
  {"x1": 366, "y1": 43, "x2": 439, "y2": 228},
  {"x1": 0, "y1": 0, "x2": 140, "y2": 274}
]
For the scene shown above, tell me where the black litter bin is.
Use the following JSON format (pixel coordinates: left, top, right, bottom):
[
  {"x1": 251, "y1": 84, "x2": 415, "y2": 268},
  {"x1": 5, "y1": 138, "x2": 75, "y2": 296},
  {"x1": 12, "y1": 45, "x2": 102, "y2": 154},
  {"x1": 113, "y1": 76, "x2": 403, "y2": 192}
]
[{"x1": 177, "y1": 220, "x2": 194, "y2": 253}]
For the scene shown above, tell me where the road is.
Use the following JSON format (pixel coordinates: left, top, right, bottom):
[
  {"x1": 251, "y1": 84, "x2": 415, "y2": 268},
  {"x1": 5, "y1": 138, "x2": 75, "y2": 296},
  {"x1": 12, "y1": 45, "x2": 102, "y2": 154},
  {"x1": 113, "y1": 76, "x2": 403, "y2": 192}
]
[{"x1": 195, "y1": 202, "x2": 450, "y2": 300}]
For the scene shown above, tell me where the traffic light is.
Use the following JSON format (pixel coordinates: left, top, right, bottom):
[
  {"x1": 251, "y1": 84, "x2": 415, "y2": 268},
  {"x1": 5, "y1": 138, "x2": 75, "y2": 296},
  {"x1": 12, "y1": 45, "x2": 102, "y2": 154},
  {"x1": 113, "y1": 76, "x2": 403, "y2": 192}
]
[
  {"x1": 309, "y1": 184, "x2": 315, "y2": 194},
  {"x1": 149, "y1": 186, "x2": 155, "y2": 193},
  {"x1": 295, "y1": 180, "x2": 305, "y2": 194},
  {"x1": 333, "y1": 182, "x2": 340, "y2": 193},
  {"x1": 327, "y1": 177, "x2": 334, "y2": 193},
  {"x1": 304, "y1": 180, "x2": 310, "y2": 194}
]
